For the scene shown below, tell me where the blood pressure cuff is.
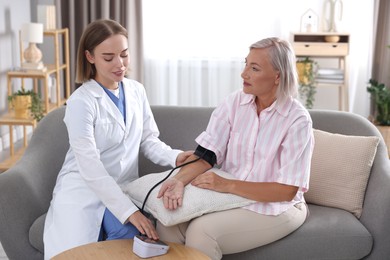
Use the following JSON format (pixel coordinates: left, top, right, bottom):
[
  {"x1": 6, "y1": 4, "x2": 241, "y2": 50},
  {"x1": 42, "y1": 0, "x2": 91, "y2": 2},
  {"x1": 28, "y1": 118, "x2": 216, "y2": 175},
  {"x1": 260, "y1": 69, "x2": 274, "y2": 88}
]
[{"x1": 194, "y1": 145, "x2": 217, "y2": 167}]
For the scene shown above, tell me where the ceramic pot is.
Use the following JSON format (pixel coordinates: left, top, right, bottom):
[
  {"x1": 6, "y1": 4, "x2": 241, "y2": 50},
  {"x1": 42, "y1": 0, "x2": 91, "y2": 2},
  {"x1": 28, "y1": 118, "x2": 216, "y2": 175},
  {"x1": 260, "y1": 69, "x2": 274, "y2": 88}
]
[
  {"x1": 296, "y1": 62, "x2": 314, "y2": 85},
  {"x1": 12, "y1": 95, "x2": 32, "y2": 119}
]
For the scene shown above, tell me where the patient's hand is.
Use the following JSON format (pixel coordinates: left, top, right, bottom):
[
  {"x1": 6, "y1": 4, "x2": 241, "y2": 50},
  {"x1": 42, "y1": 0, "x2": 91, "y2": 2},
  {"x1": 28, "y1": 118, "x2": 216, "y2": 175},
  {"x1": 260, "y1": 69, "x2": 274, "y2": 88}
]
[
  {"x1": 157, "y1": 178, "x2": 184, "y2": 210},
  {"x1": 191, "y1": 171, "x2": 230, "y2": 193}
]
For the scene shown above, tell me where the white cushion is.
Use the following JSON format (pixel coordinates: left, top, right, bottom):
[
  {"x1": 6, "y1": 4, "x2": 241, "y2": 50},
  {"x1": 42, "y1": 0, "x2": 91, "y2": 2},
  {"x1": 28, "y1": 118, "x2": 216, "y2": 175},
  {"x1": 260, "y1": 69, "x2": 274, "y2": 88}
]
[
  {"x1": 304, "y1": 129, "x2": 380, "y2": 218},
  {"x1": 122, "y1": 168, "x2": 254, "y2": 226}
]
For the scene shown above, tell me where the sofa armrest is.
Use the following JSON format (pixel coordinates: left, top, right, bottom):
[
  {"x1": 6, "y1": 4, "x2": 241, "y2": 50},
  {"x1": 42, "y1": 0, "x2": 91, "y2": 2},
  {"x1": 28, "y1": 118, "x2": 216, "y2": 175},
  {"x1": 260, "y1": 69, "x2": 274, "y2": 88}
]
[
  {"x1": 360, "y1": 140, "x2": 390, "y2": 259},
  {"x1": 309, "y1": 109, "x2": 390, "y2": 259},
  {"x1": 0, "y1": 106, "x2": 68, "y2": 259},
  {"x1": 0, "y1": 165, "x2": 47, "y2": 259}
]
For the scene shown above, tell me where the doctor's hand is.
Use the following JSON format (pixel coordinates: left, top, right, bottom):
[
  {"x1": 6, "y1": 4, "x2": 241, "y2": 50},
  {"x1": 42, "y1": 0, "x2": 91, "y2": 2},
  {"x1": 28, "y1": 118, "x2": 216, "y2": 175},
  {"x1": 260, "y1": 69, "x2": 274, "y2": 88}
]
[
  {"x1": 176, "y1": 150, "x2": 194, "y2": 166},
  {"x1": 157, "y1": 178, "x2": 184, "y2": 210},
  {"x1": 128, "y1": 211, "x2": 159, "y2": 240}
]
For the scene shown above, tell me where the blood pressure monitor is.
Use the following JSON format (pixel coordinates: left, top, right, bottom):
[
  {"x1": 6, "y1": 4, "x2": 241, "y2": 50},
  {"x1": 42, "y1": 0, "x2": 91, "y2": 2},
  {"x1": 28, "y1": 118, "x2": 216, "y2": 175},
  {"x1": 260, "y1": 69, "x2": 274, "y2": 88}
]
[{"x1": 133, "y1": 235, "x2": 170, "y2": 258}]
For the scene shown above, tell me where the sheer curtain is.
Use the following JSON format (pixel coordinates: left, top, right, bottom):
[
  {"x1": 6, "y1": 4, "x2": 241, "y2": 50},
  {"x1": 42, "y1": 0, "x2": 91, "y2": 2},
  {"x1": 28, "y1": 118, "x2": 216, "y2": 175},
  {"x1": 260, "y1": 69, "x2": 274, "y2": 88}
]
[
  {"x1": 342, "y1": 0, "x2": 376, "y2": 116},
  {"x1": 143, "y1": 0, "x2": 376, "y2": 118},
  {"x1": 142, "y1": 0, "x2": 301, "y2": 107},
  {"x1": 372, "y1": 0, "x2": 390, "y2": 88}
]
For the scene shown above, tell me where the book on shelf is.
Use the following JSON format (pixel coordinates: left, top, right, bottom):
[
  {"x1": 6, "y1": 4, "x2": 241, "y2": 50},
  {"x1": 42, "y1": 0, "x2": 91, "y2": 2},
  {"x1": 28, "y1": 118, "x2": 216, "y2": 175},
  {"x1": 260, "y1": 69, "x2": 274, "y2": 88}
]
[
  {"x1": 38, "y1": 5, "x2": 56, "y2": 30},
  {"x1": 317, "y1": 68, "x2": 344, "y2": 76},
  {"x1": 316, "y1": 67, "x2": 344, "y2": 84},
  {"x1": 317, "y1": 75, "x2": 344, "y2": 80},
  {"x1": 21, "y1": 62, "x2": 47, "y2": 72},
  {"x1": 316, "y1": 78, "x2": 344, "y2": 84}
]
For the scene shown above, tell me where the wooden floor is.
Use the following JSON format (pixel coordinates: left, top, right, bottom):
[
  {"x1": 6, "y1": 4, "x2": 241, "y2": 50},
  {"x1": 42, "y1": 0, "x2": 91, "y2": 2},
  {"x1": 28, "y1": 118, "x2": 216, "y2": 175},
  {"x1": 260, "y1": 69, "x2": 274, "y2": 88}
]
[{"x1": 0, "y1": 139, "x2": 26, "y2": 173}]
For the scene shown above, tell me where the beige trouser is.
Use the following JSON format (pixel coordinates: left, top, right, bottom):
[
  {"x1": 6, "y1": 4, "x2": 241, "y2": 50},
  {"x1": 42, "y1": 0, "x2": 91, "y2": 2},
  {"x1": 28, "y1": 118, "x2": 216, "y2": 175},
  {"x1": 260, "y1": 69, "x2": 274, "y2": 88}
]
[{"x1": 157, "y1": 203, "x2": 308, "y2": 260}]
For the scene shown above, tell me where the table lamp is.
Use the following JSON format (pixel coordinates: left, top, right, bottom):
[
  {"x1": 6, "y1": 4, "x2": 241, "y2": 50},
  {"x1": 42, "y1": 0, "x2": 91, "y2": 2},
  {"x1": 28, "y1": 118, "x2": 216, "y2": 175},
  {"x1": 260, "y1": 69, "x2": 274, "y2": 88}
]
[{"x1": 21, "y1": 23, "x2": 45, "y2": 70}]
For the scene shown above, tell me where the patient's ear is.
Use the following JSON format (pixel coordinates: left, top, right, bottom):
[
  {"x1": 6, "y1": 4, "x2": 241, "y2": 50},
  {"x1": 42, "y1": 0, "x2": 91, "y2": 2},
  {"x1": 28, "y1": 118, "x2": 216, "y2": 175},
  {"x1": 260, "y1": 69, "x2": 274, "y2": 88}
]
[{"x1": 275, "y1": 71, "x2": 280, "y2": 85}]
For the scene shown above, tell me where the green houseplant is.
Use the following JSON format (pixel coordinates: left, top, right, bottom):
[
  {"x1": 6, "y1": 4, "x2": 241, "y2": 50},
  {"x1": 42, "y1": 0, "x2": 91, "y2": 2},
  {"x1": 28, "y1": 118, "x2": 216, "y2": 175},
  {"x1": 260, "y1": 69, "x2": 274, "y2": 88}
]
[
  {"x1": 367, "y1": 78, "x2": 390, "y2": 157},
  {"x1": 296, "y1": 57, "x2": 317, "y2": 109},
  {"x1": 367, "y1": 79, "x2": 390, "y2": 126},
  {"x1": 8, "y1": 87, "x2": 44, "y2": 121}
]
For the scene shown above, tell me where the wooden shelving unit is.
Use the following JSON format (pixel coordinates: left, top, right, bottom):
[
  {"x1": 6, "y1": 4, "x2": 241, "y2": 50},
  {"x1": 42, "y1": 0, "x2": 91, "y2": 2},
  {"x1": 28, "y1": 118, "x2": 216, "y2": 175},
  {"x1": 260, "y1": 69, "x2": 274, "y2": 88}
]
[
  {"x1": 0, "y1": 112, "x2": 36, "y2": 171},
  {"x1": 291, "y1": 32, "x2": 350, "y2": 111},
  {"x1": 0, "y1": 28, "x2": 70, "y2": 171}
]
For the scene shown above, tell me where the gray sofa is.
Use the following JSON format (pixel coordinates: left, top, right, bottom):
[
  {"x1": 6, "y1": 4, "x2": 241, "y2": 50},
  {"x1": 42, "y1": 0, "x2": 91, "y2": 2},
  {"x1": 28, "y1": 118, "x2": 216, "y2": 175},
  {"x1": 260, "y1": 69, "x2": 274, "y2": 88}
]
[{"x1": 0, "y1": 105, "x2": 389, "y2": 260}]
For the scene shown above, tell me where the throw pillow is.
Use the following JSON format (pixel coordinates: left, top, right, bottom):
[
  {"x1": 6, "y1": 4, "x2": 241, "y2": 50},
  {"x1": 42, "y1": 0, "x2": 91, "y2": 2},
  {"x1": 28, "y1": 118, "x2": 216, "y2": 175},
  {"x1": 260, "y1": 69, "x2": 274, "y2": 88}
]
[
  {"x1": 304, "y1": 129, "x2": 380, "y2": 218},
  {"x1": 121, "y1": 168, "x2": 255, "y2": 226}
]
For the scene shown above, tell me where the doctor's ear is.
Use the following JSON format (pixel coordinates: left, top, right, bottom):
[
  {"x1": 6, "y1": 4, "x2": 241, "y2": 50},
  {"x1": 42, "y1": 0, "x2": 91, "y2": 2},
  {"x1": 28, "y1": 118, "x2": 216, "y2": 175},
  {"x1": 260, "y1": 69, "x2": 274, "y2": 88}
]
[{"x1": 85, "y1": 50, "x2": 95, "y2": 64}]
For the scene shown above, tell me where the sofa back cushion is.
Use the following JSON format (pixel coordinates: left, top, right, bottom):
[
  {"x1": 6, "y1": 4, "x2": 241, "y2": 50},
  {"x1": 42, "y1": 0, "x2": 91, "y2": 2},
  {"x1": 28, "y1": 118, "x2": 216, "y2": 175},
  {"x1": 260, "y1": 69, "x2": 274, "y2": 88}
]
[{"x1": 139, "y1": 106, "x2": 215, "y2": 176}]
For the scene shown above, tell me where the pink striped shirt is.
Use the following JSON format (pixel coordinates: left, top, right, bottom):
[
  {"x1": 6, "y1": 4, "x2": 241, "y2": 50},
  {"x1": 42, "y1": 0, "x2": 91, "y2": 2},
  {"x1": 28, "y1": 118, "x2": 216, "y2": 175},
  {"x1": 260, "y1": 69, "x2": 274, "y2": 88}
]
[{"x1": 196, "y1": 90, "x2": 314, "y2": 216}]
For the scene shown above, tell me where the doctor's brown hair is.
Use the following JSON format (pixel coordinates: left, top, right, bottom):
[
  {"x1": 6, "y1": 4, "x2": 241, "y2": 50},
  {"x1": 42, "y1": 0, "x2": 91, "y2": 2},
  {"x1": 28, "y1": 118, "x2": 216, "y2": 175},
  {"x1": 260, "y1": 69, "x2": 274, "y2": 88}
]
[{"x1": 75, "y1": 19, "x2": 128, "y2": 83}]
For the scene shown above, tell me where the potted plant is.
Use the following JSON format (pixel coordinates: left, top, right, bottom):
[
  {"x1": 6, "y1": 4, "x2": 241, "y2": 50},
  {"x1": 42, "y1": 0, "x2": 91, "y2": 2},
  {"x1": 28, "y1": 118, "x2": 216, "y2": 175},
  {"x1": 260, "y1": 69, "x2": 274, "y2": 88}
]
[
  {"x1": 296, "y1": 57, "x2": 317, "y2": 109},
  {"x1": 8, "y1": 87, "x2": 44, "y2": 121},
  {"x1": 367, "y1": 78, "x2": 390, "y2": 157},
  {"x1": 367, "y1": 79, "x2": 390, "y2": 125}
]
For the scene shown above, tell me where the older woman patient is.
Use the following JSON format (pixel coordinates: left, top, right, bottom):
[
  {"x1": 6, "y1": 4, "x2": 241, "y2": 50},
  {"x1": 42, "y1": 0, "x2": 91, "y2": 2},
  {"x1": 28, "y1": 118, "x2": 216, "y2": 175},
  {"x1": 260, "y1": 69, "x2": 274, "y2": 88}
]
[{"x1": 157, "y1": 37, "x2": 314, "y2": 260}]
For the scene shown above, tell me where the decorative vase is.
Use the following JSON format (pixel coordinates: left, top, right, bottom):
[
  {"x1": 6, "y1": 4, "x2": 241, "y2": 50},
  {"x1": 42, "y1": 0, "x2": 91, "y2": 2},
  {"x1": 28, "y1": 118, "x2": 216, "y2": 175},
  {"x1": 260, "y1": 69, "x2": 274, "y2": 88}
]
[
  {"x1": 323, "y1": 0, "x2": 343, "y2": 32},
  {"x1": 12, "y1": 95, "x2": 32, "y2": 119}
]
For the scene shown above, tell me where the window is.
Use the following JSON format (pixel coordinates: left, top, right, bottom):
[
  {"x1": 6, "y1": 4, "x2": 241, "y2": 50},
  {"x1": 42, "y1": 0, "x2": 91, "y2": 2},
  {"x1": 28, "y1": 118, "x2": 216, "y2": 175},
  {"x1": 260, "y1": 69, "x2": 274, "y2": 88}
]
[
  {"x1": 142, "y1": 0, "x2": 298, "y2": 106},
  {"x1": 142, "y1": 0, "x2": 375, "y2": 117}
]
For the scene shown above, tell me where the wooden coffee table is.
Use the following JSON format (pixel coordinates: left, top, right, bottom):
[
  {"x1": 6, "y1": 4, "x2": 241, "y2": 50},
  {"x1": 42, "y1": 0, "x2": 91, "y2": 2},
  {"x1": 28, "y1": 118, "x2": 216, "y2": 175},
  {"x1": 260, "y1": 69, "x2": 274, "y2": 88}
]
[{"x1": 51, "y1": 239, "x2": 210, "y2": 259}]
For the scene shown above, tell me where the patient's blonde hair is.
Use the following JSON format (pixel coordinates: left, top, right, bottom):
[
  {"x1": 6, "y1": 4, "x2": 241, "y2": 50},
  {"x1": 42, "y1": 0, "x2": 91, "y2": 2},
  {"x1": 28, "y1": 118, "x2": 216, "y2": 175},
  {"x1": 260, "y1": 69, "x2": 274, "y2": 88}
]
[{"x1": 250, "y1": 37, "x2": 298, "y2": 104}]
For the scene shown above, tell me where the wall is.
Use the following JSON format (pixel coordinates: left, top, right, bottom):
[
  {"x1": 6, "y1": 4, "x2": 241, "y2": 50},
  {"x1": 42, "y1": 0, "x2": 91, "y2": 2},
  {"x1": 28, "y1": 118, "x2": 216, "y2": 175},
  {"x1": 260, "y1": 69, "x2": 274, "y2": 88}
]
[
  {"x1": 0, "y1": 0, "x2": 378, "y2": 152},
  {"x1": 0, "y1": 0, "x2": 58, "y2": 152},
  {"x1": 0, "y1": 0, "x2": 32, "y2": 151},
  {"x1": 143, "y1": 0, "x2": 375, "y2": 118}
]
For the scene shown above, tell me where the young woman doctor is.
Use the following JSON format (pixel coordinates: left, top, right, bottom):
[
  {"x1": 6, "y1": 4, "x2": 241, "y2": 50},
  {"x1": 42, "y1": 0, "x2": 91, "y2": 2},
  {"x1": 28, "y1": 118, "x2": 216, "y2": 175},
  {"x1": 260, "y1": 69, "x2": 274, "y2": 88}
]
[{"x1": 43, "y1": 19, "x2": 192, "y2": 259}]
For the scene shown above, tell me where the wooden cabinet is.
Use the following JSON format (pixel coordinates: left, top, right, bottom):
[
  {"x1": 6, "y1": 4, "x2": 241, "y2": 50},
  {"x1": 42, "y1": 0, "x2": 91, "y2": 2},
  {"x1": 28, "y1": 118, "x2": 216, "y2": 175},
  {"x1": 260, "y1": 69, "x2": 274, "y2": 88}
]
[
  {"x1": 0, "y1": 28, "x2": 70, "y2": 170},
  {"x1": 291, "y1": 32, "x2": 350, "y2": 111}
]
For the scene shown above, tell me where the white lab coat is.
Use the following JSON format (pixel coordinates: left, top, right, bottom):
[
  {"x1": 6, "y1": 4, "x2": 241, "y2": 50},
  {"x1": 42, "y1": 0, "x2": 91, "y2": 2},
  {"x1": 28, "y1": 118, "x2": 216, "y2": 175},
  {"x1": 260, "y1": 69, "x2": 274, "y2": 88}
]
[{"x1": 43, "y1": 79, "x2": 180, "y2": 259}]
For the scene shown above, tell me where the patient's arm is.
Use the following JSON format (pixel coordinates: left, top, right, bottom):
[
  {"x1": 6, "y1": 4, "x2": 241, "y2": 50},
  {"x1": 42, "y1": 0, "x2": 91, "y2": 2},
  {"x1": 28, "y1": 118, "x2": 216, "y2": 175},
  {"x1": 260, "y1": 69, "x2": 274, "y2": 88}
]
[{"x1": 157, "y1": 154, "x2": 212, "y2": 210}]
